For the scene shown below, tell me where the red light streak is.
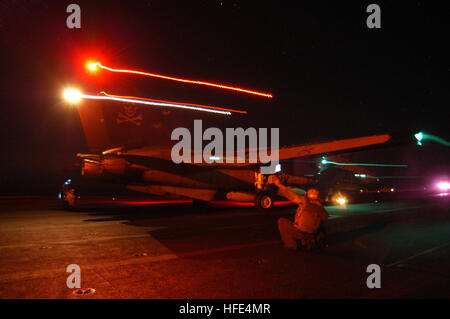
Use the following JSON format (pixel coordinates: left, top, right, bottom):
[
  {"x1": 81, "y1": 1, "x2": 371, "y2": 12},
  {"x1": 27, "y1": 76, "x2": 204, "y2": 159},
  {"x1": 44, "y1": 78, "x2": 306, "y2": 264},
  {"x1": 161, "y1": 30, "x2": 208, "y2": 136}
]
[
  {"x1": 89, "y1": 62, "x2": 273, "y2": 98},
  {"x1": 98, "y1": 91, "x2": 247, "y2": 114}
]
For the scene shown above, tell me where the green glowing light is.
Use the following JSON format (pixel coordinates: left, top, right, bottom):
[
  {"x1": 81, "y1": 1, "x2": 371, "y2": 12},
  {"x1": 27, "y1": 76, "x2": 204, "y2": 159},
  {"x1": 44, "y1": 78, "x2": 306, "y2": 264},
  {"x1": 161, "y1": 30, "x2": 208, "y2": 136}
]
[
  {"x1": 321, "y1": 159, "x2": 407, "y2": 168},
  {"x1": 415, "y1": 132, "x2": 423, "y2": 145},
  {"x1": 415, "y1": 132, "x2": 423, "y2": 141},
  {"x1": 414, "y1": 132, "x2": 450, "y2": 147},
  {"x1": 371, "y1": 175, "x2": 423, "y2": 179}
]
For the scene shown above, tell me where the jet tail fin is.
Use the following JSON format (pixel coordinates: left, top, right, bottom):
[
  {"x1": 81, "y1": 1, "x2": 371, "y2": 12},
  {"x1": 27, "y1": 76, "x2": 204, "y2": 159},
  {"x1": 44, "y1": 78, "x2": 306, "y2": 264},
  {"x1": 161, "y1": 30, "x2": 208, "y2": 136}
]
[{"x1": 77, "y1": 99, "x2": 172, "y2": 152}]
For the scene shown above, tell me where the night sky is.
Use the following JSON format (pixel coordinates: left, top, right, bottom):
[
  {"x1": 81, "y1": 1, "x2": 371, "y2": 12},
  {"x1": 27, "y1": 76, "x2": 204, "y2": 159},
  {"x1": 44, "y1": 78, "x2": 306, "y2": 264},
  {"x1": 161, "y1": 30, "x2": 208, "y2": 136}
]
[{"x1": 0, "y1": 1, "x2": 448, "y2": 194}]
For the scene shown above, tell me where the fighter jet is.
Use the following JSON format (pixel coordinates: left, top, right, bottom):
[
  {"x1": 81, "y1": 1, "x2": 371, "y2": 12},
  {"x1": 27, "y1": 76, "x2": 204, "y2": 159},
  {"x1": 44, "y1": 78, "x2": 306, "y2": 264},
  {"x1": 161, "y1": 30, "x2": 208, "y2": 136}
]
[{"x1": 69, "y1": 99, "x2": 391, "y2": 210}]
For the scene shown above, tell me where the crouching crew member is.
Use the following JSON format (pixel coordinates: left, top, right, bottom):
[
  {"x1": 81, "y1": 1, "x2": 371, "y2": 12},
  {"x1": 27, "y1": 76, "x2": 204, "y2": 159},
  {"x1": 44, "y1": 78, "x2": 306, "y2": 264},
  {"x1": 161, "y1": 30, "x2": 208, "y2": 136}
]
[
  {"x1": 61, "y1": 180, "x2": 76, "y2": 209},
  {"x1": 268, "y1": 176, "x2": 328, "y2": 250}
]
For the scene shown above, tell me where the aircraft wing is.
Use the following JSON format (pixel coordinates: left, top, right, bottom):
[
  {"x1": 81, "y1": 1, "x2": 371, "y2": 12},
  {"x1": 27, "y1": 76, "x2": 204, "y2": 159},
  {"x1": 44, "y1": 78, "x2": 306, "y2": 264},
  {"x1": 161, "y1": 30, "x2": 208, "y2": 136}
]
[
  {"x1": 278, "y1": 134, "x2": 391, "y2": 160},
  {"x1": 86, "y1": 134, "x2": 392, "y2": 169}
]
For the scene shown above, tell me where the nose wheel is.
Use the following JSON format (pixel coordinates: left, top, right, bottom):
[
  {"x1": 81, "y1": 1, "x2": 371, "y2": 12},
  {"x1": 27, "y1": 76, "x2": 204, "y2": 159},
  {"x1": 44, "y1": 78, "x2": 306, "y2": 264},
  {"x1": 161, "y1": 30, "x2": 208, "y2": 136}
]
[{"x1": 255, "y1": 192, "x2": 274, "y2": 211}]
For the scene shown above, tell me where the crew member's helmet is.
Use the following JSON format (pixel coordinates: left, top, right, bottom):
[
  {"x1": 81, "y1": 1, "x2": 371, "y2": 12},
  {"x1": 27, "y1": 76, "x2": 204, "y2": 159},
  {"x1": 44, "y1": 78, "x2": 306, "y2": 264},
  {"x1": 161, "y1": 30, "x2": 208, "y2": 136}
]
[{"x1": 306, "y1": 188, "x2": 319, "y2": 200}]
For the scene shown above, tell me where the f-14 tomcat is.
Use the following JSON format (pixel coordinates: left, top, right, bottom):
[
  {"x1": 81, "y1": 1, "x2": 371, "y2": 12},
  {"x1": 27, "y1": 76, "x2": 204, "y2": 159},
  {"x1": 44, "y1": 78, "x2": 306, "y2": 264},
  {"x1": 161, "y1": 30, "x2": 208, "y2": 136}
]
[{"x1": 69, "y1": 98, "x2": 391, "y2": 210}]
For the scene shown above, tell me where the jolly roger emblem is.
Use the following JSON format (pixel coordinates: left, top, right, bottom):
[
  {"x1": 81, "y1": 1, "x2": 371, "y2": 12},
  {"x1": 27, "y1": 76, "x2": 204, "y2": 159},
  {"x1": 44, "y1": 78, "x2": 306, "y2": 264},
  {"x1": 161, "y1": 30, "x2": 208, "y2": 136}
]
[{"x1": 117, "y1": 104, "x2": 143, "y2": 126}]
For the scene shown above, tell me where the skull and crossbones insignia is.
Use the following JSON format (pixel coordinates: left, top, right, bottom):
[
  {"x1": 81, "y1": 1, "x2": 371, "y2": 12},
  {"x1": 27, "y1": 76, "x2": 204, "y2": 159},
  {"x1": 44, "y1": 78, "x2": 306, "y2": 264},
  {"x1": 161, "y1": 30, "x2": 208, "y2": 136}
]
[{"x1": 117, "y1": 104, "x2": 143, "y2": 126}]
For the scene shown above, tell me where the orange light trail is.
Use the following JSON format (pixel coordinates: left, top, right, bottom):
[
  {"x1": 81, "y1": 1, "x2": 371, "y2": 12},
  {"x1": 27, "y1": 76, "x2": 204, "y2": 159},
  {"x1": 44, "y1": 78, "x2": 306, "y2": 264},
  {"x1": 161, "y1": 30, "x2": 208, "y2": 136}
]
[
  {"x1": 98, "y1": 91, "x2": 247, "y2": 114},
  {"x1": 89, "y1": 62, "x2": 273, "y2": 98}
]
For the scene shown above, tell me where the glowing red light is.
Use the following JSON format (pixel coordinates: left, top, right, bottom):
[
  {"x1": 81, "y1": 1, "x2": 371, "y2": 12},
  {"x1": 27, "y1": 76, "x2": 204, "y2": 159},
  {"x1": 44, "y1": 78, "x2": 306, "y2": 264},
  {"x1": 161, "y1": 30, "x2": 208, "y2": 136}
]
[
  {"x1": 90, "y1": 61, "x2": 273, "y2": 98},
  {"x1": 86, "y1": 61, "x2": 99, "y2": 72}
]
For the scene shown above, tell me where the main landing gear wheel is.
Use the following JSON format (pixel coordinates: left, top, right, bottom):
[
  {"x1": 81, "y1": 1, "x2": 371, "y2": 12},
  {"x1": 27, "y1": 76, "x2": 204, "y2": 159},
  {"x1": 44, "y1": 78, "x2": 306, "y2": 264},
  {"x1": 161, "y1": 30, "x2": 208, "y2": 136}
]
[{"x1": 255, "y1": 192, "x2": 274, "y2": 211}]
